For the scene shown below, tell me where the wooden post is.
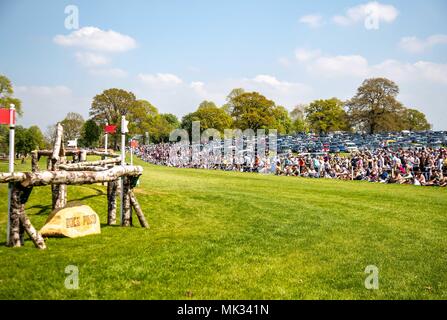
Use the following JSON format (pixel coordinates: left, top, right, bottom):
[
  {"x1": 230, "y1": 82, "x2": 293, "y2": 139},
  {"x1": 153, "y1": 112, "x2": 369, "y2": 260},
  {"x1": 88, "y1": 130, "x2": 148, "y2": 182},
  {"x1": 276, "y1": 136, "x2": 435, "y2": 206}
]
[
  {"x1": 107, "y1": 180, "x2": 118, "y2": 225},
  {"x1": 31, "y1": 151, "x2": 39, "y2": 172},
  {"x1": 7, "y1": 184, "x2": 45, "y2": 249},
  {"x1": 122, "y1": 177, "x2": 131, "y2": 226},
  {"x1": 59, "y1": 133, "x2": 68, "y2": 209},
  {"x1": 52, "y1": 183, "x2": 67, "y2": 210},
  {"x1": 46, "y1": 157, "x2": 52, "y2": 170},
  {"x1": 8, "y1": 186, "x2": 22, "y2": 247},
  {"x1": 129, "y1": 191, "x2": 149, "y2": 228},
  {"x1": 51, "y1": 124, "x2": 63, "y2": 165},
  {"x1": 80, "y1": 150, "x2": 87, "y2": 162},
  {"x1": 60, "y1": 184, "x2": 67, "y2": 207},
  {"x1": 52, "y1": 185, "x2": 59, "y2": 209},
  {"x1": 19, "y1": 212, "x2": 46, "y2": 249},
  {"x1": 51, "y1": 123, "x2": 67, "y2": 210}
]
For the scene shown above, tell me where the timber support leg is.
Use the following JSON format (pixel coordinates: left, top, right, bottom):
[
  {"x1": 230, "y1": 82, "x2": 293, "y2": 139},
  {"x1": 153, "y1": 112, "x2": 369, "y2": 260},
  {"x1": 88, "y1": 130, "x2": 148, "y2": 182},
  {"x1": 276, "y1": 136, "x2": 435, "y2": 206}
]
[
  {"x1": 31, "y1": 151, "x2": 39, "y2": 172},
  {"x1": 19, "y1": 212, "x2": 46, "y2": 249},
  {"x1": 107, "y1": 180, "x2": 118, "y2": 225},
  {"x1": 8, "y1": 185, "x2": 22, "y2": 247},
  {"x1": 122, "y1": 177, "x2": 132, "y2": 227},
  {"x1": 129, "y1": 191, "x2": 149, "y2": 228},
  {"x1": 52, "y1": 184, "x2": 67, "y2": 210},
  {"x1": 7, "y1": 184, "x2": 45, "y2": 249}
]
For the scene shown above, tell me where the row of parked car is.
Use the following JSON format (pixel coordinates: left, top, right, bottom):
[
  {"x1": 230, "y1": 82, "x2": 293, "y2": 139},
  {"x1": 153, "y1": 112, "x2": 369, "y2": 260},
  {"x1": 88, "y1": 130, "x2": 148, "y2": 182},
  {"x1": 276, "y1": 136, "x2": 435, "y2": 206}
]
[{"x1": 278, "y1": 131, "x2": 447, "y2": 154}]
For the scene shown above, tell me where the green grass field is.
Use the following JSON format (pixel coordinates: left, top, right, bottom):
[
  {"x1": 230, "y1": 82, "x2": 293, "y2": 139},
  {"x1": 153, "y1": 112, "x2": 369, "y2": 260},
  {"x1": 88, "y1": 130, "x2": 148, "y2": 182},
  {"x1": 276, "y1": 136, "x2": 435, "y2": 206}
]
[{"x1": 0, "y1": 157, "x2": 446, "y2": 299}]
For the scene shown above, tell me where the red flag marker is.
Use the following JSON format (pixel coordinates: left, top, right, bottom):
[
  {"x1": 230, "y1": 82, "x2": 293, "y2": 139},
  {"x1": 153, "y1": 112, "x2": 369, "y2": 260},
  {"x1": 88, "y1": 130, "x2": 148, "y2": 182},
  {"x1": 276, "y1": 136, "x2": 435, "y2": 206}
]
[
  {"x1": 104, "y1": 124, "x2": 117, "y2": 134},
  {"x1": 130, "y1": 140, "x2": 139, "y2": 148},
  {"x1": 0, "y1": 108, "x2": 15, "y2": 125}
]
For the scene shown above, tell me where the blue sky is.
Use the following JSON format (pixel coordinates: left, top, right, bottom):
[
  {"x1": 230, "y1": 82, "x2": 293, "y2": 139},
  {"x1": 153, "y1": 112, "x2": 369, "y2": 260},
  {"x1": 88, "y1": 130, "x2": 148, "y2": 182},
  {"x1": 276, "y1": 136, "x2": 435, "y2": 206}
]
[{"x1": 1, "y1": 0, "x2": 446, "y2": 131}]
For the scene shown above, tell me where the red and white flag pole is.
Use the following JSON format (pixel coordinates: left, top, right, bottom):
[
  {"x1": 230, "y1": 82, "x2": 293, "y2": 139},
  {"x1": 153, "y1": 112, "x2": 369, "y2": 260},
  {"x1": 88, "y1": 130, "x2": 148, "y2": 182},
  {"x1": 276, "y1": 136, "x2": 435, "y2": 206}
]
[
  {"x1": 104, "y1": 122, "x2": 108, "y2": 154},
  {"x1": 6, "y1": 104, "x2": 15, "y2": 245},
  {"x1": 120, "y1": 116, "x2": 129, "y2": 225},
  {"x1": 130, "y1": 138, "x2": 133, "y2": 166}
]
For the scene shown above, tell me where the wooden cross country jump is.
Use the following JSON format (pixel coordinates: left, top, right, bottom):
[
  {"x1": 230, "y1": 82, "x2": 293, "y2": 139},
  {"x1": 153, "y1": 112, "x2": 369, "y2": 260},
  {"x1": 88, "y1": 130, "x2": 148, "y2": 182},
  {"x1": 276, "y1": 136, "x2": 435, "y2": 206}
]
[{"x1": 0, "y1": 123, "x2": 148, "y2": 250}]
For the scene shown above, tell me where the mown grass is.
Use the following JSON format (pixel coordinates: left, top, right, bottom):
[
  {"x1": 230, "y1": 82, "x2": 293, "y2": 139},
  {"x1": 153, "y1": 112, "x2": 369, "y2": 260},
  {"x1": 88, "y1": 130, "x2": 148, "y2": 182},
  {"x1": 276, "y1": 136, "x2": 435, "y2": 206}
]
[{"x1": 0, "y1": 156, "x2": 446, "y2": 299}]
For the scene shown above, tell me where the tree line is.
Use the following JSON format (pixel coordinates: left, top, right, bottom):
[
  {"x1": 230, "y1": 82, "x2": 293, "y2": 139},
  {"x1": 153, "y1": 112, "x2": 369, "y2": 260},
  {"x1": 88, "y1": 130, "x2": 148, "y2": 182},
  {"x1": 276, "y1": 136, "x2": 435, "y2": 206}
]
[{"x1": 0, "y1": 74, "x2": 432, "y2": 155}]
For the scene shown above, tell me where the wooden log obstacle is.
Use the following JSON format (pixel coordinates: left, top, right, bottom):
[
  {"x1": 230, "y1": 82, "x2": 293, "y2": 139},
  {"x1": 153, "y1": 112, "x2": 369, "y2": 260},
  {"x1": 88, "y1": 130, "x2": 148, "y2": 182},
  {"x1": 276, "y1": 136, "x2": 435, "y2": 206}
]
[{"x1": 1, "y1": 123, "x2": 148, "y2": 250}]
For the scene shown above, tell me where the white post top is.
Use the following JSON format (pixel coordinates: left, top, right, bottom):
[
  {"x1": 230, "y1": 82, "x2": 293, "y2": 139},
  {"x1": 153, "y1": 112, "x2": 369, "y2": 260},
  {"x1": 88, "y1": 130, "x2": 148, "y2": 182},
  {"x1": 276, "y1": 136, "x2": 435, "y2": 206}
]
[
  {"x1": 9, "y1": 104, "x2": 15, "y2": 128},
  {"x1": 121, "y1": 115, "x2": 129, "y2": 134}
]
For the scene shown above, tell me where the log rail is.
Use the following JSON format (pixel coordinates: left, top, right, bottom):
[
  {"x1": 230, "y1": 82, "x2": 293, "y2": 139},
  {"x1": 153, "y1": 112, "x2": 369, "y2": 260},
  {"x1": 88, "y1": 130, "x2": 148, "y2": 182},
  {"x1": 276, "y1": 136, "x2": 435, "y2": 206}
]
[{"x1": 0, "y1": 165, "x2": 143, "y2": 186}]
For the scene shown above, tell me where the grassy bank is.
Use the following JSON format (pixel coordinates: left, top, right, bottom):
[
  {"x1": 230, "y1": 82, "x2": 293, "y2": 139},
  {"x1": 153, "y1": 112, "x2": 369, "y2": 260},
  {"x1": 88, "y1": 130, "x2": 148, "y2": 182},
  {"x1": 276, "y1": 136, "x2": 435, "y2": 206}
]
[{"x1": 0, "y1": 157, "x2": 446, "y2": 299}]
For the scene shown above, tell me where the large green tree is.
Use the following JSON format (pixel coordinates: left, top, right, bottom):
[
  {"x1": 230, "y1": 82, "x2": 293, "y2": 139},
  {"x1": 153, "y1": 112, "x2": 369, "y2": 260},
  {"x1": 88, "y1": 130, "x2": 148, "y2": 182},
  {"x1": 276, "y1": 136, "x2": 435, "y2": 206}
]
[
  {"x1": 230, "y1": 92, "x2": 278, "y2": 131},
  {"x1": 12, "y1": 125, "x2": 45, "y2": 156},
  {"x1": 181, "y1": 100, "x2": 233, "y2": 135},
  {"x1": 79, "y1": 119, "x2": 101, "y2": 148},
  {"x1": 402, "y1": 108, "x2": 431, "y2": 131},
  {"x1": 60, "y1": 112, "x2": 85, "y2": 141},
  {"x1": 150, "y1": 114, "x2": 180, "y2": 143},
  {"x1": 273, "y1": 106, "x2": 292, "y2": 134},
  {"x1": 305, "y1": 98, "x2": 349, "y2": 134},
  {"x1": 127, "y1": 99, "x2": 158, "y2": 136},
  {"x1": 346, "y1": 78, "x2": 405, "y2": 133},
  {"x1": 89, "y1": 88, "x2": 137, "y2": 148},
  {"x1": 160, "y1": 113, "x2": 180, "y2": 128},
  {"x1": 0, "y1": 74, "x2": 22, "y2": 116},
  {"x1": 290, "y1": 104, "x2": 309, "y2": 133},
  {"x1": 290, "y1": 104, "x2": 306, "y2": 122},
  {"x1": 222, "y1": 88, "x2": 245, "y2": 115},
  {"x1": 44, "y1": 124, "x2": 57, "y2": 148},
  {"x1": 27, "y1": 125, "x2": 46, "y2": 150},
  {"x1": 125, "y1": 99, "x2": 179, "y2": 143}
]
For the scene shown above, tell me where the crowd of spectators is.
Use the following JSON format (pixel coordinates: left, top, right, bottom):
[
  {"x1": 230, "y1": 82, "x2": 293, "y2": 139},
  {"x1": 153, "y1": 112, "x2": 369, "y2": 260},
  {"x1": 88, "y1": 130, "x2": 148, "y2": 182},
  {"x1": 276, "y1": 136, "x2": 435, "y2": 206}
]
[{"x1": 134, "y1": 142, "x2": 447, "y2": 187}]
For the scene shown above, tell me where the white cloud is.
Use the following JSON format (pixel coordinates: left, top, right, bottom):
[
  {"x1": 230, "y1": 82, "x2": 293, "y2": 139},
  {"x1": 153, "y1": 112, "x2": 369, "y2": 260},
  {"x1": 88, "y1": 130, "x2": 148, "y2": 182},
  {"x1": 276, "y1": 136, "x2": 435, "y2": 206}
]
[
  {"x1": 294, "y1": 48, "x2": 368, "y2": 77},
  {"x1": 89, "y1": 68, "x2": 128, "y2": 78},
  {"x1": 252, "y1": 75, "x2": 305, "y2": 92},
  {"x1": 333, "y1": 1, "x2": 399, "y2": 28},
  {"x1": 295, "y1": 48, "x2": 321, "y2": 62},
  {"x1": 14, "y1": 85, "x2": 89, "y2": 129},
  {"x1": 245, "y1": 75, "x2": 313, "y2": 105},
  {"x1": 299, "y1": 14, "x2": 323, "y2": 28},
  {"x1": 311, "y1": 55, "x2": 370, "y2": 78},
  {"x1": 190, "y1": 81, "x2": 207, "y2": 96},
  {"x1": 294, "y1": 47, "x2": 447, "y2": 85},
  {"x1": 292, "y1": 50, "x2": 447, "y2": 129},
  {"x1": 413, "y1": 61, "x2": 447, "y2": 84},
  {"x1": 189, "y1": 81, "x2": 226, "y2": 102},
  {"x1": 15, "y1": 85, "x2": 72, "y2": 96},
  {"x1": 399, "y1": 34, "x2": 447, "y2": 53},
  {"x1": 251, "y1": 74, "x2": 310, "y2": 91},
  {"x1": 371, "y1": 60, "x2": 447, "y2": 85},
  {"x1": 133, "y1": 74, "x2": 313, "y2": 121},
  {"x1": 253, "y1": 75, "x2": 283, "y2": 87},
  {"x1": 75, "y1": 52, "x2": 110, "y2": 67},
  {"x1": 138, "y1": 73, "x2": 183, "y2": 86},
  {"x1": 54, "y1": 26, "x2": 137, "y2": 52}
]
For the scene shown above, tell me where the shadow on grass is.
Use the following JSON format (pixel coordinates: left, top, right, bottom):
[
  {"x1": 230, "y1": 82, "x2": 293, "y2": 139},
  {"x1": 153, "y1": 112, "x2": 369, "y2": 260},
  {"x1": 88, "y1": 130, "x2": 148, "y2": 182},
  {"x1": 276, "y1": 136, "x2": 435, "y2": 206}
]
[
  {"x1": 28, "y1": 192, "x2": 107, "y2": 215},
  {"x1": 100, "y1": 223, "x2": 123, "y2": 228},
  {"x1": 28, "y1": 204, "x2": 53, "y2": 215}
]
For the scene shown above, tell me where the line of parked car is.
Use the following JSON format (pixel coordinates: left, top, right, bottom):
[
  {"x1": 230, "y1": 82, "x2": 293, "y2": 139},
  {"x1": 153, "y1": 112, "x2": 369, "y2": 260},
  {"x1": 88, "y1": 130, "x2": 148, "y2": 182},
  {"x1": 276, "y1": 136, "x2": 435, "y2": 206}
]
[{"x1": 278, "y1": 131, "x2": 447, "y2": 154}]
